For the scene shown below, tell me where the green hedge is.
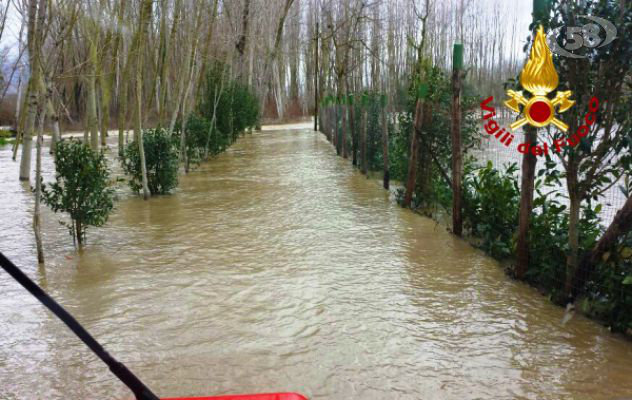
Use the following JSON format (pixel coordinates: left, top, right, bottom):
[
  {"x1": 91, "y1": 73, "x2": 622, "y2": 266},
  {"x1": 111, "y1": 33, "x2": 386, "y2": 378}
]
[{"x1": 122, "y1": 128, "x2": 179, "y2": 196}]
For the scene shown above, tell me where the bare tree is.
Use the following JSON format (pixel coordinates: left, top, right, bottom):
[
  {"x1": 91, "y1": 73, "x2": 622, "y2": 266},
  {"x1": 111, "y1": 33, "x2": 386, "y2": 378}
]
[{"x1": 134, "y1": 0, "x2": 152, "y2": 200}]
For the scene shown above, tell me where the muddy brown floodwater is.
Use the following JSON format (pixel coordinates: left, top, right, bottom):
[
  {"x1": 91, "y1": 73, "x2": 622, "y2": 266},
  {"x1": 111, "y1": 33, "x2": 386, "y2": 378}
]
[{"x1": 1, "y1": 127, "x2": 632, "y2": 400}]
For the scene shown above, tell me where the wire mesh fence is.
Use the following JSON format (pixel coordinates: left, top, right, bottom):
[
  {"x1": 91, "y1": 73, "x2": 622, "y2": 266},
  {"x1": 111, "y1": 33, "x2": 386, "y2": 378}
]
[
  {"x1": 471, "y1": 121, "x2": 627, "y2": 226},
  {"x1": 318, "y1": 98, "x2": 631, "y2": 335}
]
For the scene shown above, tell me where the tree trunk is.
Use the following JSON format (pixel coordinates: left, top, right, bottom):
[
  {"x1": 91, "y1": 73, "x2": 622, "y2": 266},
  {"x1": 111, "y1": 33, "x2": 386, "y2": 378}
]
[
  {"x1": 565, "y1": 191, "x2": 581, "y2": 297},
  {"x1": 417, "y1": 103, "x2": 433, "y2": 200},
  {"x1": 168, "y1": 53, "x2": 189, "y2": 135},
  {"x1": 170, "y1": 2, "x2": 202, "y2": 136},
  {"x1": 18, "y1": 0, "x2": 39, "y2": 179},
  {"x1": 136, "y1": 70, "x2": 150, "y2": 199},
  {"x1": 115, "y1": 0, "x2": 130, "y2": 157},
  {"x1": 361, "y1": 105, "x2": 367, "y2": 174},
  {"x1": 76, "y1": 220, "x2": 83, "y2": 246},
  {"x1": 179, "y1": 17, "x2": 202, "y2": 172},
  {"x1": 12, "y1": 78, "x2": 28, "y2": 161},
  {"x1": 44, "y1": 81, "x2": 61, "y2": 154},
  {"x1": 349, "y1": 99, "x2": 357, "y2": 166},
  {"x1": 235, "y1": 0, "x2": 251, "y2": 80},
  {"x1": 110, "y1": 2, "x2": 125, "y2": 154},
  {"x1": 180, "y1": 108, "x2": 189, "y2": 173},
  {"x1": 274, "y1": 60, "x2": 285, "y2": 120},
  {"x1": 515, "y1": 127, "x2": 538, "y2": 279},
  {"x1": 402, "y1": 99, "x2": 423, "y2": 208},
  {"x1": 333, "y1": 104, "x2": 339, "y2": 151},
  {"x1": 19, "y1": 79, "x2": 37, "y2": 181},
  {"x1": 381, "y1": 103, "x2": 389, "y2": 190},
  {"x1": 159, "y1": 0, "x2": 181, "y2": 124},
  {"x1": 117, "y1": 76, "x2": 128, "y2": 157},
  {"x1": 314, "y1": 21, "x2": 319, "y2": 132},
  {"x1": 83, "y1": 121, "x2": 89, "y2": 143},
  {"x1": 98, "y1": 64, "x2": 111, "y2": 149},
  {"x1": 204, "y1": 62, "x2": 228, "y2": 159},
  {"x1": 135, "y1": 0, "x2": 151, "y2": 200},
  {"x1": 340, "y1": 102, "x2": 347, "y2": 157},
  {"x1": 195, "y1": 0, "x2": 219, "y2": 96},
  {"x1": 151, "y1": 0, "x2": 168, "y2": 119},
  {"x1": 35, "y1": 73, "x2": 60, "y2": 155},
  {"x1": 48, "y1": 99, "x2": 61, "y2": 154},
  {"x1": 204, "y1": 87, "x2": 222, "y2": 160},
  {"x1": 451, "y1": 67, "x2": 463, "y2": 236},
  {"x1": 33, "y1": 107, "x2": 44, "y2": 263},
  {"x1": 576, "y1": 194, "x2": 632, "y2": 290},
  {"x1": 87, "y1": 37, "x2": 99, "y2": 150}
]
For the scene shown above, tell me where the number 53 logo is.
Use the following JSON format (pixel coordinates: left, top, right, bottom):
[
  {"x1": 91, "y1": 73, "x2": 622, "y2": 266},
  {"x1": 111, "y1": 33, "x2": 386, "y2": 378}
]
[{"x1": 547, "y1": 15, "x2": 617, "y2": 58}]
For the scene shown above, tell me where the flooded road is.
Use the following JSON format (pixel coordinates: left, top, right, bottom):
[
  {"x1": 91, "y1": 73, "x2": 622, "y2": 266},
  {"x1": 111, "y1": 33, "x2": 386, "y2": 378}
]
[{"x1": 1, "y1": 128, "x2": 632, "y2": 400}]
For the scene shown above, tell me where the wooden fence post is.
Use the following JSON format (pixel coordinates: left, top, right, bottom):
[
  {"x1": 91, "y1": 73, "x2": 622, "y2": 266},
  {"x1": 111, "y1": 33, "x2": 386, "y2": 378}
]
[
  {"x1": 341, "y1": 94, "x2": 348, "y2": 158},
  {"x1": 333, "y1": 96, "x2": 339, "y2": 152},
  {"x1": 381, "y1": 94, "x2": 390, "y2": 190},
  {"x1": 361, "y1": 93, "x2": 368, "y2": 175},
  {"x1": 314, "y1": 21, "x2": 319, "y2": 132},
  {"x1": 348, "y1": 94, "x2": 357, "y2": 166},
  {"x1": 451, "y1": 43, "x2": 464, "y2": 237}
]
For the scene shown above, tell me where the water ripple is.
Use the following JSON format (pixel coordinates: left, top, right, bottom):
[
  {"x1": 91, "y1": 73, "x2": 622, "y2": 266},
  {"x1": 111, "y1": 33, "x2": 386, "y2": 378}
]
[{"x1": 1, "y1": 131, "x2": 632, "y2": 399}]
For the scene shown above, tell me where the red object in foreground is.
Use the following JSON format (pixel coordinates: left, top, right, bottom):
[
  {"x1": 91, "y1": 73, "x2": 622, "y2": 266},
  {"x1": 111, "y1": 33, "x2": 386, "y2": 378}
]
[{"x1": 164, "y1": 393, "x2": 308, "y2": 400}]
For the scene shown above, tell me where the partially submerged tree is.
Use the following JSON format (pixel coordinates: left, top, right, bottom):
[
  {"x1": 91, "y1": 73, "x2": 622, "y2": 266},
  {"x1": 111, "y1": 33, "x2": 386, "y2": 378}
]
[
  {"x1": 18, "y1": 0, "x2": 47, "y2": 181},
  {"x1": 133, "y1": 0, "x2": 152, "y2": 199},
  {"x1": 42, "y1": 139, "x2": 114, "y2": 246},
  {"x1": 122, "y1": 128, "x2": 179, "y2": 196}
]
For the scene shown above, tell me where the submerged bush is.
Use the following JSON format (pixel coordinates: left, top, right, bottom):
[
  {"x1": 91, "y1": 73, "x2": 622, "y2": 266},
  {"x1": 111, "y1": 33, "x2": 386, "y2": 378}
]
[
  {"x1": 0, "y1": 129, "x2": 15, "y2": 146},
  {"x1": 230, "y1": 80, "x2": 259, "y2": 134},
  {"x1": 0, "y1": 129, "x2": 14, "y2": 138},
  {"x1": 169, "y1": 63, "x2": 259, "y2": 169},
  {"x1": 42, "y1": 139, "x2": 114, "y2": 245},
  {"x1": 122, "y1": 128, "x2": 179, "y2": 195},
  {"x1": 526, "y1": 185, "x2": 602, "y2": 298},
  {"x1": 173, "y1": 115, "x2": 212, "y2": 167},
  {"x1": 462, "y1": 162, "x2": 520, "y2": 259},
  {"x1": 525, "y1": 190, "x2": 569, "y2": 291},
  {"x1": 198, "y1": 62, "x2": 259, "y2": 143}
]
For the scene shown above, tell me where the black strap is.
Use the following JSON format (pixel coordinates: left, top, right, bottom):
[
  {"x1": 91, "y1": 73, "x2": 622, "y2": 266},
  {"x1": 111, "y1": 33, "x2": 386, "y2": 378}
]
[{"x1": 0, "y1": 252, "x2": 160, "y2": 400}]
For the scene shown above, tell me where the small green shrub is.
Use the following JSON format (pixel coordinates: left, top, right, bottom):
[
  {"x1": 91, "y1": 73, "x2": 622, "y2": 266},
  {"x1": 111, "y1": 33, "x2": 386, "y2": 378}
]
[
  {"x1": 0, "y1": 129, "x2": 15, "y2": 146},
  {"x1": 462, "y1": 162, "x2": 520, "y2": 259},
  {"x1": 525, "y1": 190, "x2": 569, "y2": 292},
  {"x1": 122, "y1": 128, "x2": 179, "y2": 195},
  {"x1": 230, "y1": 80, "x2": 259, "y2": 134},
  {"x1": 198, "y1": 62, "x2": 259, "y2": 143},
  {"x1": 167, "y1": 63, "x2": 260, "y2": 169},
  {"x1": 42, "y1": 139, "x2": 114, "y2": 245},
  {"x1": 527, "y1": 191, "x2": 602, "y2": 298},
  {"x1": 0, "y1": 129, "x2": 14, "y2": 138},
  {"x1": 389, "y1": 110, "x2": 412, "y2": 182},
  {"x1": 172, "y1": 115, "x2": 212, "y2": 167}
]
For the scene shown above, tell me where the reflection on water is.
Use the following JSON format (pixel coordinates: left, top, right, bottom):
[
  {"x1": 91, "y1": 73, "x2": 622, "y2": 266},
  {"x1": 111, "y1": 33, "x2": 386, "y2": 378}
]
[{"x1": 1, "y1": 130, "x2": 632, "y2": 400}]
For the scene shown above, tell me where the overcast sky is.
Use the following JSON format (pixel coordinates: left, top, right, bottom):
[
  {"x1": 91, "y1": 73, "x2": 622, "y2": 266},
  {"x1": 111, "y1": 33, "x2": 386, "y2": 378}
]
[{"x1": 1, "y1": 1, "x2": 23, "y2": 56}]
